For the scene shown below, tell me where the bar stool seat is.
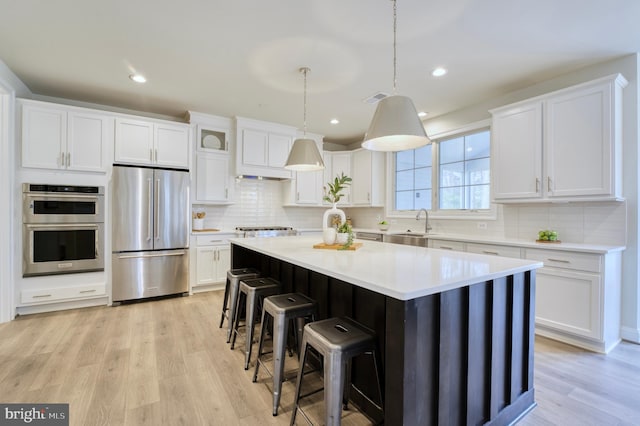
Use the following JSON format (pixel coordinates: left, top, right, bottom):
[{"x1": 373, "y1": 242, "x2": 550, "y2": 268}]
[
  {"x1": 220, "y1": 268, "x2": 260, "y2": 342},
  {"x1": 252, "y1": 293, "x2": 318, "y2": 416},
  {"x1": 230, "y1": 277, "x2": 281, "y2": 369},
  {"x1": 290, "y1": 317, "x2": 383, "y2": 426}
]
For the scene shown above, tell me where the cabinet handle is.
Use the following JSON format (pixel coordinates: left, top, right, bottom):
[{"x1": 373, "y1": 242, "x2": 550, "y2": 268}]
[
  {"x1": 59, "y1": 152, "x2": 64, "y2": 168},
  {"x1": 482, "y1": 250, "x2": 499, "y2": 255},
  {"x1": 547, "y1": 176, "x2": 552, "y2": 192},
  {"x1": 439, "y1": 246, "x2": 453, "y2": 250},
  {"x1": 150, "y1": 148, "x2": 153, "y2": 162},
  {"x1": 547, "y1": 258, "x2": 570, "y2": 264},
  {"x1": 225, "y1": 188, "x2": 228, "y2": 199},
  {"x1": 79, "y1": 289, "x2": 96, "y2": 294},
  {"x1": 155, "y1": 149, "x2": 158, "y2": 163},
  {"x1": 209, "y1": 240, "x2": 222, "y2": 243},
  {"x1": 367, "y1": 192, "x2": 370, "y2": 202},
  {"x1": 535, "y1": 178, "x2": 540, "y2": 193},
  {"x1": 33, "y1": 294, "x2": 52, "y2": 298},
  {"x1": 297, "y1": 192, "x2": 300, "y2": 201},
  {"x1": 66, "y1": 152, "x2": 70, "y2": 167}
]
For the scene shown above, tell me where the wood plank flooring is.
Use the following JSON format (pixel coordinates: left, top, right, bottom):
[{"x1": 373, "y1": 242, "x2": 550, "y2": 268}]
[{"x1": 1, "y1": 291, "x2": 639, "y2": 425}]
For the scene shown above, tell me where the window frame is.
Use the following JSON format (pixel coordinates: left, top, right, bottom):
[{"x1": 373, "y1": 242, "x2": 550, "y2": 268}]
[{"x1": 385, "y1": 119, "x2": 497, "y2": 220}]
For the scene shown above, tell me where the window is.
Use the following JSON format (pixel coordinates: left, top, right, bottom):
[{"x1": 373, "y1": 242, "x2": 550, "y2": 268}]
[
  {"x1": 439, "y1": 130, "x2": 490, "y2": 210},
  {"x1": 391, "y1": 127, "x2": 491, "y2": 217}
]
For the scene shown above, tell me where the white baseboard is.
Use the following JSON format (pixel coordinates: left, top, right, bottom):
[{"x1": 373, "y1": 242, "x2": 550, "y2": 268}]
[
  {"x1": 620, "y1": 326, "x2": 640, "y2": 344},
  {"x1": 16, "y1": 296, "x2": 108, "y2": 316}
]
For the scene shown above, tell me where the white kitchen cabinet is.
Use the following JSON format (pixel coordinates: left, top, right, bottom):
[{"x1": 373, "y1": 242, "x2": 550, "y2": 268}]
[
  {"x1": 465, "y1": 242, "x2": 522, "y2": 258},
  {"x1": 323, "y1": 151, "x2": 352, "y2": 206},
  {"x1": 428, "y1": 239, "x2": 465, "y2": 251},
  {"x1": 21, "y1": 283, "x2": 106, "y2": 305},
  {"x1": 351, "y1": 149, "x2": 385, "y2": 206},
  {"x1": 524, "y1": 247, "x2": 621, "y2": 353},
  {"x1": 235, "y1": 117, "x2": 296, "y2": 179},
  {"x1": 191, "y1": 233, "x2": 233, "y2": 292},
  {"x1": 115, "y1": 118, "x2": 189, "y2": 169},
  {"x1": 21, "y1": 100, "x2": 109, "y2": 172},
  {"x1": 194, "y1": 153, "x2": 230, "y2": 204},
  {"x1": 490, "y1": 74, "x2": 627, "y2": 203}
]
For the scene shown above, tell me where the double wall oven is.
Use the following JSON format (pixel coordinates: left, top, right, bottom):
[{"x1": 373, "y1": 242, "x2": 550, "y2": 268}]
[{"x1": 22, "y1": 184, "x2": 105, "y2": 276}]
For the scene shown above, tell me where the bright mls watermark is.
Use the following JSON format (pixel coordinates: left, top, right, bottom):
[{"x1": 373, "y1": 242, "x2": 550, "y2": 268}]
[{"x1": 1, "y1": 404, "x2": 68, "y2": 425}]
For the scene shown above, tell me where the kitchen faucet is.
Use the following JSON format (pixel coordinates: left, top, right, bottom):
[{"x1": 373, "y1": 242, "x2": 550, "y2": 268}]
[{"x1": 416, "y1": 208, "x2": 432, "y2": 234}]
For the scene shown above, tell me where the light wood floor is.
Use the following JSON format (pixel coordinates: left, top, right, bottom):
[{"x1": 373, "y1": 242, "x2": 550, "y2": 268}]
[{"x1": 1, "y1": 291, "x2": 639, "y2": 426}]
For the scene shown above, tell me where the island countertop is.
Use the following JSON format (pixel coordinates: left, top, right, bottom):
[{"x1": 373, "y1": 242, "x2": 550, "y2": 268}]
[{"x1": 230, "y1": 235, "x2": 542, "y2": 301}]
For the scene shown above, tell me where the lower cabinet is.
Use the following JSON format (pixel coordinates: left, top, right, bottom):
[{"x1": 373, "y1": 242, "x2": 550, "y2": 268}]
[
  {"x1": 427, "y1": 237, "x2": 622, "y2": 353},
  {"x1": 191, "y1": 234, "x2": 232, "y2": 293},
  {"x1": 21, "y1": 283, "x2": 106, "y2": 304}
]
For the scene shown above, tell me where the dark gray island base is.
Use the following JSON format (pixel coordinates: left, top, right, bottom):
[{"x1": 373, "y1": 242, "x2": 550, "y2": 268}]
[{"x1": 232, "y1": 243, "x2": 537, "y2": 425}]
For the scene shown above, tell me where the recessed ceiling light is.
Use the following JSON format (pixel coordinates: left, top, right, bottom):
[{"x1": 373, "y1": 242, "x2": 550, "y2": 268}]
[
  {"x1": 330, "y1": 118, "x2": 340, "y2": 125},
  {"x1": 418, "y1": 111, "x2": 428, "y2": 118},
  {"x1": 129, "y1": 74, "x2": 147, "y2": 83},
  {"x1": 431, "y1": 67, "x2": 447, "y2": 77}
]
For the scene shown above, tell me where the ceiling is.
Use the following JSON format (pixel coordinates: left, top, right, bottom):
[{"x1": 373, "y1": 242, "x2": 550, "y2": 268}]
[{"x1": 0, "y1": 0, "x2": 639, "y2": 145}]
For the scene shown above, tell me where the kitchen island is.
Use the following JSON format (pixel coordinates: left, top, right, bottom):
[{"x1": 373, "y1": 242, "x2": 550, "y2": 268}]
[{"x1": 230, "y1": 235, "x2": 542, "y2": 425}]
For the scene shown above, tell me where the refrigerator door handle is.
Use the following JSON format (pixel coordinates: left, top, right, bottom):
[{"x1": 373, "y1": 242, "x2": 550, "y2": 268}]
[
  {"x1": 147, "y1": 178, "x2": 153, "y2": 241},
  {"x1": 117, "y1": 252, "x2": 185, "y2": 259},
  {"x1": 155, "y1": 178, "x2": 160, "y2": 240}
]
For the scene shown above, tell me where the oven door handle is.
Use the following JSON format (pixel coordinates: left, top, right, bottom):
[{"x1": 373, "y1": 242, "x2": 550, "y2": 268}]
[
  {"x1": 25, "y1": 223, "x2": 100, "y2": 230},
  {"x1": 26, "y1": 193, "x2": 101, "y2": 201}
]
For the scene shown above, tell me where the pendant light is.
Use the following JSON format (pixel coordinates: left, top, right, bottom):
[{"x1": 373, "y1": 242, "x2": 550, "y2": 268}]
[
  {"x1": 362, "y1": 0, "x2": 430, "y2": 151},
  {"x1": 285, "y1": 67, "x2": 325, "y2": 171}
]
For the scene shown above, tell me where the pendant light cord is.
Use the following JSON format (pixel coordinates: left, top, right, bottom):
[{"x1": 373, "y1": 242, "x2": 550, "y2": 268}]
[
  {"x1": 392, "y1": 0, "x2": 397, "y2": 94},
  {"x1": 302, "y1": 67, "x2": 308, "y2": 136}
]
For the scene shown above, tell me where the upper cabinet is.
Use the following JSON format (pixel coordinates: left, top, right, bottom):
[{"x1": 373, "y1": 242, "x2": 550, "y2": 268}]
[
  {"x1": 282, "y1": 132, "x2": 324, "y2": 206},
  {"x1": 188, "y1": 112, "x2": 233, "y2": 204},
  {"x1": 491, "y1": 74, "x2": 627, "y2": 203},
  {"x1": 21, "y1": 99, "x2": 110, "y2": 173},
  {"x1": 114, "y1": 118, "x2": 189, "y2": 169},
  {"x1": 235, "y1": 117, "x2": 296, "y2": 179},
  {"x1": 351, "y1": 149, "x2": 385, "y2": 207},
  {"x1": 324, "y1": 151, "x2": 352, "y2": 206}
]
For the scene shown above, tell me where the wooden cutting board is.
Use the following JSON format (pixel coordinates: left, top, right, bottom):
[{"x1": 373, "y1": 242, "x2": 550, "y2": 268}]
[
  {"x1": 193, "y1": 228, "x2": 220, "y2": 232},
  {"x1": 313, "y1": 242, "x2": 363, "y2": 250}
]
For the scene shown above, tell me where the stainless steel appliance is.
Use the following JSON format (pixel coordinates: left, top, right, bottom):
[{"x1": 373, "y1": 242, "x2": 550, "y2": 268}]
[
  {"x1": 355, "y1": 231, "x2": 383, "y2": 242},
  {"x1": 111, "y1": 165, "x2": 190, "y2": 302},
  {"x1": 22, "y1": 184, "x2": 105, "y2": 276},
  {"x1": 235, "y1": 226, "x2": 298, "y2": 238}
]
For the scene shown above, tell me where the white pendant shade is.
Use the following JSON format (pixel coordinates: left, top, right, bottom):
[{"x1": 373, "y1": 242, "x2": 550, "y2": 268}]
[
  {"x1": 362, "y1": 95, "x2": 431, "y2": 151},
  {"x1": 284, "y1": 138, "x2": 325, "y2": 171}
]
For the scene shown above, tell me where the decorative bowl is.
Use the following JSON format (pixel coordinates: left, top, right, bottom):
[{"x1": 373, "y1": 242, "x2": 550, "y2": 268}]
[{"x1": 378, "y1": 223, "x2": 390, "y2": 231}]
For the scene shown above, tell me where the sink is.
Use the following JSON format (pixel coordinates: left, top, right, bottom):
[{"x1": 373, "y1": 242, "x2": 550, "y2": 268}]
[{"x1": 383, "y1": 233, "x2": 429, "y2": 247}]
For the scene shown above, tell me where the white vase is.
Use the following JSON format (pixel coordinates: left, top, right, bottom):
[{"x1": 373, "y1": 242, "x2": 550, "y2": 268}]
[
  {"x1": 336, "y1": 232, "x2": 349, "y2": 245},
  {"x1": 322, "y1": 203, "x2": 346, "y2": 231},
  {"x1": 323, "y1": 228, "x2": 337, "y2": 245}
]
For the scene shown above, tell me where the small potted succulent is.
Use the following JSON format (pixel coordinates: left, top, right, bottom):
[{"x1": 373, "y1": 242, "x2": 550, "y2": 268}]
[
  {"x1": 378, "y1": 220, "x2": 390, "y2": 231},
  {"x1": 336, "y1": 221, "x2": 354, "y2": 248}
]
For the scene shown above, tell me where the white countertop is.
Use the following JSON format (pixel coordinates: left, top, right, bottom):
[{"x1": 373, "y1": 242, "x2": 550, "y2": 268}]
[
  {"x1": 353, "y1": 228, "x2": 625, "y2": 254},
  {"x1": 230, "y1": 235, "x2": 542, "y2": 301}
]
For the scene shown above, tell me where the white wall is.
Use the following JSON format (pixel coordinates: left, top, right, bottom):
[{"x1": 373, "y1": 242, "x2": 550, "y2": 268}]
[{"x1": 0, "y1": 59, "x2": 32, "y2": 323}]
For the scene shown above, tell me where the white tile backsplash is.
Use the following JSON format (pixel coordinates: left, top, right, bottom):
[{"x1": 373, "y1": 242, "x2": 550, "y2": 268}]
[{"x1": 194, "y1": 181, "x2": 627, "y2": 246}]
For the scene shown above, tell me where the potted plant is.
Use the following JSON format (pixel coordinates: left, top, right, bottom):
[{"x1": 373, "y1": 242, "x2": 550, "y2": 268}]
[
  {"x1": 323, "y1": 173, "x2": 352, "y2": 205},
  {"x1": 336, "y1": 221, "x2": 352, "y2": 245}
]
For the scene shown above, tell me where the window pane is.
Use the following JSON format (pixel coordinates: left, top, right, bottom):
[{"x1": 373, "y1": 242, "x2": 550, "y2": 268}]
[
  {"x1": 440, "y1": 137, "x2": 464, "y2": 164},
  {"x1": 396, "y1": 191, "x2": 414, "y2": 210},
  {"x1": 396, "y1": 150, "x2": 414, "y2": 171},
  {"x1": 415, "y1": 145, "x2": 432, "y2": 168},
  {"x1": 440, "y1": 187, "x2": 464, "y2": 209},
  {"x1": 440, "y1": 162, "x2": 464, "y2": 188},
  {"x1": 466, "y1": 158, "x2": 490, "y2": 185},
  {"x1": 396, "y1": 169, "x2": 414, "y2": 191},
  {"x1": 469, "y1": 185, "x2": 491, "y2": 209},
  {"x1": 415, "y1": 189, "x2": 431, "y2": 209},
  {"x1": 465, "y1": 131, "x2": 490, "y2": 160},
  {"x1": 414, "y1": 166, "x2": 432, "y2": 190}
]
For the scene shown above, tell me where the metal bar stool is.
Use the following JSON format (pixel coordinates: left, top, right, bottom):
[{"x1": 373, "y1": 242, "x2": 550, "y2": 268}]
[
  {"x1": 219, "y1": 268, "x2": 261, "y2": 343},
  {"x1": 252, "y1": 293, "x2": 318, "y2": 416},
  {"x1": 290, "y1": 317, "x2": 383, "y2": 426},
  {"x1": 230, "y1": 277, "x2": 281, "y2": 370}
]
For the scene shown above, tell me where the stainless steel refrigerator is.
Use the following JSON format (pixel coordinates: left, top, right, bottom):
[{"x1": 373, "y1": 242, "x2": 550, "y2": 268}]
[{"x1": 111, "y1": 165, "x2": 190, "y2": 302}]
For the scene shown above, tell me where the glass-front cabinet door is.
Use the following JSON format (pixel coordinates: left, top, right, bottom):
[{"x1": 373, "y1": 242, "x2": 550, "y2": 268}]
[{"x1": 197, "y1": 125, "x2": 228, "y2": 153}]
